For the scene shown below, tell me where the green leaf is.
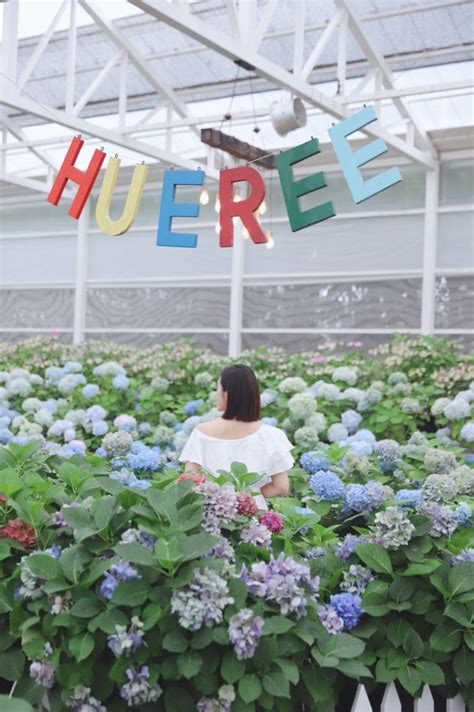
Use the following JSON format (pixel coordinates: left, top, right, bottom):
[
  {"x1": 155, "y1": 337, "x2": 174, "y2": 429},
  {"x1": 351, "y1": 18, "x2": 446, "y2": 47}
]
[
  {"x1": 60, "y1": 545, "x2": 91, "y2": 583},
  {"x1": 454, "y1": 647, "x2": 474, "y2": 684},
  {"x1": 336, "y1": 660, "x2": 373, "y2": 679},
  {"x1": 386, "y1": 619, "x2": 412, "y2": 648},
  {"x1": 388, "y1": 577, "x2": 415, "y2": 602},
  {"x1": 162, "y1": 630, "x2": 188, "y2": 653},
  {"x1": 70, "y1": 596, "x2": 102, "y2": 618},
  {"x1": 190, "y1": 627, "x2": 214, "y2": 650},
  {"x1": 164, "y1": 686, "x2": 195, "y2": 710},
  {"x1": 465, "y1": 631, "x2": 474, "y2": 651},
  {"x1": 69, "y1": 632, "x2": 94, "y2": 662},
  {"x1": 320, "y1": 633, "x2": 365, "y2": 660},
  {"x1": 430, "y1": 624, "x2": 462, "y2": 652},
  {"x1": 402, "y1": 629, "x2": 424, "y2": 659},
  {"x1": 227, "y1": 579, "x2": 248, "y2": 609},
  {"x1": 263, "y1": 670, "x2": 290, "y2": 698},
  {"x1": 0, "y1": 697, "x2": 34, "y2": 712},
  {"x1": 301, "y1": 666, "x2": 333, "y2": 702},
  {"x1": 112, "y1": 579, "x2": 150, "y2": 607},
  {"x1": 239, "y1": 674, "x2": 262, "y2": 703},
  {"x1": 445, "y1": 602, "x2": 472, "y2": 627},
  {"x1": 112, "y1": 543, "x2": 154, "y2": 567},
  {"x1": 0, "y1": 468, "x2": 22, "y2": 497},
  {"x1": 401, "y1": 560, "x2": 441, "y2": 576},
  {"x1": 449, "y1": 563, "x2": 474, "y2": 598},
  {"x1": 362, "y1": 591, "x2": 391, "y2": 617},
  {"x1": 262, "y1": 616, "x2": 295, "y2": 636},
  {"x1": 61, "y1": 507, "x2": 93, "y2": 529},
  {"x1": 275, "y1": 659, "x2": 299, "y2": 685},
  {"x1": 25, "y1": 554, "x2": 62, "y2": 580},
  {"x1": 398, "y1": 665, "x2": 422, "y2": 696},
  {"x1": 154, "y1": 539, "x2": 183, "y2": 566},
  {"x1": 176, "y1": 650, "x2": 202, "y2": 679},
  {"x1": 180, "y1": 533, "x2": 220, "y2": 562},
  {"x1": 221, "y1": 651, "x2": 246, "y2": 684},
  {"x1": 0, "y1": 649, "x2": 25, "y2": 681},
  {"x1": 414, "y1": 660, "x2": 445, "y2": 686},
  {"x1": 93, "y1": 495, "x2": 117, "y2": 530},
  {"x1": 375, "y1": 659, "x2": 397, "y2": 683},
  {"x1": 93, "y1": 608, "x2": 129, "y2": 634},
  {"x1": 355, "y1": 543, "x2": 393, "y2": 576}
]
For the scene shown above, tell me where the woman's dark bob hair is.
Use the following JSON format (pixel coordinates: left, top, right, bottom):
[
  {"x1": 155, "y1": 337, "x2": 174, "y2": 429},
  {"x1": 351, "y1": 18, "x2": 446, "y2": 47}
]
[{"x1": 220, "y1": 364, "x2": 261, "y2": 422}]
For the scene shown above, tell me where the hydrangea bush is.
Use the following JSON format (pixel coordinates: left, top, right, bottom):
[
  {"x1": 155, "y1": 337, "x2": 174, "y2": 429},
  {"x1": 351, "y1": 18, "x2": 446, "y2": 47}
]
[{"x1": 0, "y1": 335, "x2": 472, "y2": 710}]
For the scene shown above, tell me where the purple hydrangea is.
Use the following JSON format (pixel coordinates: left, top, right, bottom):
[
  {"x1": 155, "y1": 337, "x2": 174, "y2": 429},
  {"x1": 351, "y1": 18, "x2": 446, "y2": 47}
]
[
  {"x1": 108, "y1": 616, "x2": 145, "y2": 657},
  {"x1": 228, "y1": 609, "x2": 264, "y2": 660},
  {"x1": 240, "y1": 520, "x2": 272, "y2": 549},
  {"x1": 195, "y1": 480, "x2": 238, "y2": 533},
  {"x1": 171, "y1": 567, "x2": 234, "y2": 630},
  {"x1": 120, "y1": 666, "x2": 162, "y2": 707},
  {"x1": 452, "y1": 548, "x2": 474, "y2": 564},
  {"x1": 318, "y1": 606, "x2": 344, "y2": 635},
  {"x1": 100, "y1": 560, "x2": 141, "y2": 600},
  {"x1": 335, "y1": 534, "x2": 368, "y2": 560}
]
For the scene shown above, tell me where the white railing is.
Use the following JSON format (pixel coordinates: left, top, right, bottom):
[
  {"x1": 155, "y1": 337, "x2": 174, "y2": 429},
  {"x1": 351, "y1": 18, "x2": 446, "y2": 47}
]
[{"x1": 351, "y1": 683, "x2": 467, "y2": 712}]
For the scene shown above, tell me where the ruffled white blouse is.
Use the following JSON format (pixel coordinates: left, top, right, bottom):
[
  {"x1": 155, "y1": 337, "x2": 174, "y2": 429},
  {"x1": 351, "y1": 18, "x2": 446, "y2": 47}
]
[{"x1": 178, "y1": 424, "x2": 295, "y2": 509}]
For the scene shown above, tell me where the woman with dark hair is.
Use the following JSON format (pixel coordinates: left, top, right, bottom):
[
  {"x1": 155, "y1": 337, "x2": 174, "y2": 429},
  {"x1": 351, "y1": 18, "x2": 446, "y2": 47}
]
[{"x1": 179, "y1": 364, "x2": 294, "y2": 508}]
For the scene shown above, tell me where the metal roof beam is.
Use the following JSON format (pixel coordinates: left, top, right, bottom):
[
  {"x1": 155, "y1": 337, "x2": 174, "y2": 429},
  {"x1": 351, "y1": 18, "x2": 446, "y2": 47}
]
[
  {"x1": 129, "y1": 0, "x2": 437, "y2": 169},
  {"x1": 79, "y1": 0, "x2": 200, "y2": 137},
  {"x1": 335, "y1": 0, "x2": 435, "y2": 154}
]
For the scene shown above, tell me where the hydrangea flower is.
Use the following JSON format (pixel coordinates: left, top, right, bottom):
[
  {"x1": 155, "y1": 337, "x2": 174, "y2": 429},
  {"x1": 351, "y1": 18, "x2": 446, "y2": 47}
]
[
  {"x1": 373, "y1": 507, "x2": 415, "y2": 549},
  {"x1": 195, "y1": 372, "x2": 214, "y2": 388},
  {"x1": 94, "y1": 362, "x2": 125, "y2": 377},
  {"x1": 113, "y1": 374, "x2": 130, "y2": 390},
  {"x1": 305, "y1": 412, "x2": 327, "y2": 433},
  {"x1": 241, "y1": 520, "x2": 272, "y2": 549},
  {"x1": 110, "y1": 468, "x2": 151, "y2": 489},
  {"x1": 318, "y1": 383, "x2": 341, "y2": 401},
  {"x1": 121, "y1": 528, "x2": 156, "y2": 550},
  {"x1": 114, "y1": 414, "x2": 137, "y2": 433},
  {"x1": 424, "y1": 448, "x2": 457, "y2": 474},
  {"x1": 160, "y1": 410, "x2": 178, "y2": 427},
  {"x1": 340, "y1": 565, "x2": 374, "y2": 594},
  {"x1": 228, "y1": 609, "x2": 264, "y2": 660},
  {"x1": 453, "y1": 502, "x2": 473, "y2": 527},
  {"x1": 395, "y1": 489, "x2": 423, "y2": 508},
  {"x1": 82, "y1": 384, "x2": 100, "y2": 400},
  {"x1": 197, "y1": 686, "x2": 235, "y2": 712},
  {"x1": 102, "y1": 431, "x2": 133, "y2": 458},
  {"x1": 100, "y1": 560, "x2": 141, "y2": 600},
  {"x1": 309, "y1": 470, "x2": 345, "y2": 501},
  {"x1": 422, "y1": 474, "x2": 458, "y2": 504},
  {"x1": 185, "y1": 398, "x2": 204, "y2": 415},
  {"x1": 120, "y1": 666, "x2": 162, "y2": 707},
  {"x1": 108, "y1": 617, "x2": 145, "y2": 657},
  {"x1": 400, "y1": 398, "x2": 422, "y2": 415},
  {"x1": 279, "y1": 377, "x2": 307, "y2": 394},
  {"x1": 261, "y1": 416, "x2": 278, "y2": 426},
  {"x1": 300, "y1": 450, "x2": 331, "y2": 474},
  {"x1": 318, "y1": 605, "x2": 344, "y2": 635},
  {"x1": 431, "y1": 397, "x2": 451, "y2": 416},
  {"x1": 452, "y1": 548, "x2": 474, "y2": 565},
  {"x1": 151, "y1": 376, "x2": 169, "y2": 393},
  {"x1": 460, "y1": 422, "x2": 474, "y2": 442},
  {"x1": 417, "y1": 501, "x2": 457, "y2": 538},
  {"x1": 87, "y1": 405, "x2": 107, "y2": 422},
  {"x1": 92, "y1": 420, "x2": 108, "y2": 437},
  {"x1": 195, "y1": 480, "x2": 238, "y2": 533},
  {"x1": 236, "y1": 492, "x2": 259, "y2": 517},
  {"x1": 341, "y1": 409, "x2": 362, "y2": 433},
  {"x1": 65, "y1": 686, "x2": 106, "y2": 711},
  {"x1": 294, "y1": 426, "x2": 319, "y2": 450},
  {"x1": 444, "y1": 398, "x2": 470, "y2": 421},
  {"x1": 259, "y1": 511, "x2": 284, "y2": 533},
  {"x1": 345, "y1": 481, "x2": 389, "y2": 512},
  {"x1": 30, "y1": 658, "x2": 55, "y2": 689},
  {"x1": 329, "y1": 593, "x2": 363, "y2": 630},
  {"x1": 327, "y1": 423, "x2": 349, "y2": 443},
  {"x1": 288, "y1": 392, "x2": 316, "y2": 420},
  {"x1": 374, "y1": 439, "x2": 403, "y2": 472},
  {"x1": 261, "y1": 388, "x2": 279, "y2": 407},
  {"x1": 171, "y1": 567, "x2": 233, "y2": 630},
  {"x1": 332, "y1": 367, "x2": 358, "y2": 385}
]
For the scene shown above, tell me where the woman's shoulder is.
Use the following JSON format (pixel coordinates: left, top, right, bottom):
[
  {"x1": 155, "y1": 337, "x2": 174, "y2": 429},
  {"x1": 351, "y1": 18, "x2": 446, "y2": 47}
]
[
  {"x1": 195, "y1": 419, "x2": 221, "y2": 436},
  {"x1": 260, "y1": 424, "x2": 293, "y2": 449}
]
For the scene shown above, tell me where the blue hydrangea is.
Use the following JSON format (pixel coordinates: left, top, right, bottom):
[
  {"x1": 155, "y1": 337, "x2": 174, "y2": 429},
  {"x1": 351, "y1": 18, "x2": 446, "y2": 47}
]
[
  {"x1": 100, "y1": 561, "x2": 141, "y2": 600},
  {"x1": 184, "y1": 399, "x2": 204, "y2": 415},
  {"x1": 117, "y1": 442, "x2": 162, "y2": 472},
  {"x1": 261, "y1": 417, "x2": 278, "y2": 427},
  {"x1": 300, "y1": 450, "x2": 331, "y2": 474},
  {"x1": 329, "y1": 592, "x2": 364, "y2": 630},
  {"x1": 341, "y1": 410, "x2": 363, "y2": 433},
  {"x1": 335, "y1": 534, "x2": 366, "y2": 560},
  {"x1": 327, "y1": 423, "x2": 349, "y2": 443},
  {"x1": 453, "y1": 502, "x2": 473, "y2": 527},
  {"x1": 452, "y1": 548, "x2": 474, "y2": 564},
  {"x1": 460, "y1": 422, "x2": 474, "y2": 442},
  {"x1": 352, "y1": 429, "x2": 376, "y2": 445},
  {"x1": 395, "y1": 489, "x2": 423, "y2": 508},
  {"x1": 113, "y1": 374, "x2": 130, "y2": 390},
  {"x1": 92, "y1": 420, "x2": 108, "y2": 437},
  {"x1": 309, "y1": 471, "x2": 345, "y2": 501},
  {"x1": 95, "y1": 447, "x2": 107, "y2": 457},
  {"x1": 375, "y1": 439, "x2": 403, "y2": 472},
  {"x1": 82, "y1": 384, "x2": 100, "y2": 399},
  {"x1": 347, "y1": 439, "x2": 373, "y2": 457},
  {"x1": 87, "y1": 405, "x2": 107, "y2": 422},
  {"x1": 345, "y1": 480, "x2": 387, "y2": 512},
  {"x1": 139, "y1": 422, "x2": 152, "y2": 436},
  {"x1": 0, "y1": 428, "x2": 13, "y2": 444},
  {"x1": 110, "y1": 468, "x2": 152, "y2": 489}
]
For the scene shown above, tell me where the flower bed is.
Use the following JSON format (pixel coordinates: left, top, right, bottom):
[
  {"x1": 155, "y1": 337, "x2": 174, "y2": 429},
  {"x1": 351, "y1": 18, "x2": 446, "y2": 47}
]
[{"x1": 0, "y1": 335, "x2": 472, "y2": 711}]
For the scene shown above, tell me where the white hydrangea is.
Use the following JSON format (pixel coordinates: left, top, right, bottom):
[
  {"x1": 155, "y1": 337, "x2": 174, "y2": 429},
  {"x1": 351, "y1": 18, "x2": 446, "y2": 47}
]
[
  {"x1": 0, "y1": 372, "x2": 10, "y2": 384},
  {"x1": 400, "y1": 398, "x2": 422, "y2": 415},
  {"x1": 173, "y1": 430, "x2": 189, "y2": 454},
  {"x1": 318, "y1": 383, "x2": 341, "y2": 401},
  {"x1": 443, "y1": 399, "x2": 470, "y2": 421},
  {"x1": 7, "y1": 377, "x2": 32, "y2": 397},
  {"x1": 279, "y1": 377, "x2": 308, "y2": 394},
  {"x1": 294, "y1": 426, "x2": 319, "y2": 449},
  {"x1": 30, "y1": 375, "x2": 44, "y2": 386},
  {"x1": 305, "y1": 412, "x2": 327, "y2": 433},
  {"x1": 12, "y1": 415, "x2": 28, "y2": 431},
  {"x1": 456, "y1": 390, "x2": 474, "y2": 403},
  {"x1": 65, "y1": 410, "x2": 87, "y2": 426},
  {"x1": 34, "y1": 410, "x2": 54, "y2": 428},
  {"x1": 342, "y1": 388, "x2": 365, "y2": 402},
  {"x1": 261, "y1": 389, "x2": 279, "y2": 407},
  {"x1": 22, "y1": 398, "x2": 42, "y2": 413},
  {"x1": 93, "y1": 362, "x2": 125, "y2": 377},
  {"x1": 18, "y1": 421, "x2": 43, "y2": 437},
  {"x1": 327, "y1": 423, "x2": 349, "y2": 443},
  {"x1": 332, "y1": 367, "x2": 358, "y2": 386},
  {"x1": 288, "y1": 392, "x2": 316, "y2": 420},
  {"x1": 0, "y1": 387, "x2": 9, "y2": 403},
  {"x1": 58, "y1": 375, "x2": 83, "y2": 395},
  {"x1": 431, "y1": 398, "x2": 450, "y2": 416}
]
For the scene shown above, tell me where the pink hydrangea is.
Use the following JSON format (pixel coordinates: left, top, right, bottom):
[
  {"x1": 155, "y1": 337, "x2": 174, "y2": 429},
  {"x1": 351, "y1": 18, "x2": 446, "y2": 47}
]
[
  {"x1": 259, "y1": 512, "x2": 284, "y2": 533},
  {"x1": 236, "y1": 492, "x2": 259, "y2": 517}
]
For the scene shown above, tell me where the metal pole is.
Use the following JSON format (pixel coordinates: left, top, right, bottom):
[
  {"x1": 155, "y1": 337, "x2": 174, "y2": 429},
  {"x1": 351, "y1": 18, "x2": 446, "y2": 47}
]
[
  {"x1": 73, "y1": 202, "x2": 90, "y2": 344},
  {"x1": 421, "y1": 165, "x2": 440, "y2": 334},
  {"x1": 228, "y1": 218, "x2": 245, "y2": 358},
  {"x1": 66, "y1": 0, "x2": 77, "y2": 113}
]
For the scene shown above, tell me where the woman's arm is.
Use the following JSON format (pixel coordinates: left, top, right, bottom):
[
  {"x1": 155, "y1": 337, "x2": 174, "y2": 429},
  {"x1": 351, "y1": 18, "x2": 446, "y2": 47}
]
[
  {"x1": 260, "y1": 472, "x2": 290, "y2": 498},
  {"x1": 183, "y1": 461, "x2": 201, "y2": 474}
]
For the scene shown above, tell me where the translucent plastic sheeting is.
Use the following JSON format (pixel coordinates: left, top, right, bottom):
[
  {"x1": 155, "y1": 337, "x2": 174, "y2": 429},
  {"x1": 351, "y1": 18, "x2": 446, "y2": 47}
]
[
  {"x1": 437, "y1": 212, "x2": 474, "y2": 269},
  {"x1": 0, "y1": 288, "x2": 74, "y2": 328}
]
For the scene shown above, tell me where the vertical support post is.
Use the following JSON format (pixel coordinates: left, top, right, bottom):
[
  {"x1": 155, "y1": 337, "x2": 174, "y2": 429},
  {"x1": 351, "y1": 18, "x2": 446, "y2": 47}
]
[
  {"x1": 73, "y1": 200, "x2": 90, "y2": 344},
  {"x1": 1, "y1": 0, "x2": 19, "y2": 143},
  {"x1": 293, "y1": 0, "x2": 305, "y2": 77},
  {"x1": 421, "y1": 165, "x2": 440, "y2": 335},
  {"x1": 118, "y1": 52, "x2": 128, "y2": 132},
  {"x1": 337, "y1": 10, "x2": 348, "y2": 95},
  {"x1": 228, "y1": 217, "x2": 245, "y2": 357},
  {"x1": 238, "y1": 0, "x2": 257, "y2": 46},
  {"x1": 166, "y1": 105, "x2": 173, "y2": 153},
  {"x1": 66, "y1": 0, "x2": 77, "y2": 113}
]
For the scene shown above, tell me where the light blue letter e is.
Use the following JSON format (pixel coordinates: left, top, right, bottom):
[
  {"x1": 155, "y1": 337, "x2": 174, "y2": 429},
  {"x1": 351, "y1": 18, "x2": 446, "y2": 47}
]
[{"x1": 328, "y1": 106, "x2": 402, "y2": 204}]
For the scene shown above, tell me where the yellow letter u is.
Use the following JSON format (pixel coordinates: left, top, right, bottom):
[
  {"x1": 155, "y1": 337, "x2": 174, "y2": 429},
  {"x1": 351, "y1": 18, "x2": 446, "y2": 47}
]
[{"x1": 95, "y1": 157, "x2": 148, "y2": 236}]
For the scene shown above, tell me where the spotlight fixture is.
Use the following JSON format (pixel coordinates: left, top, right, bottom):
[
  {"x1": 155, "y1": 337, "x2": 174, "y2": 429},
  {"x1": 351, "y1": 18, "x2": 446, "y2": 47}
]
[
  {"x1": 199, "y1": 187, "x2": 209, "y2": 205},
  {"x1": 270, "y1": 96, "x2": 307, "y2": 136},
  {"x1": 265, "y1": 229, "x2": 274, "y2": 250}
]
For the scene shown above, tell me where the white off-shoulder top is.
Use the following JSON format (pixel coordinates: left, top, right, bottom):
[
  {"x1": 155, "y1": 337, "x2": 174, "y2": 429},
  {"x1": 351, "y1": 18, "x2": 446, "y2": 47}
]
[{"x1": 178, "y1": 424, "x2": 295, "y2": 508}]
